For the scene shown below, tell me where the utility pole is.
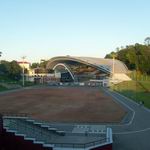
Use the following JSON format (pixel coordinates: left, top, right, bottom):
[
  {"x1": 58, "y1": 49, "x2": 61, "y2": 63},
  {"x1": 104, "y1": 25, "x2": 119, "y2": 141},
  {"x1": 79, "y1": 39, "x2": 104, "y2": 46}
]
[
  {"x1": 112, "y1": 53, "x2": 117, "y2": 80},
  {"x1": 135, "y1": 45, "x2": 141, "y2": 103},
  {"x1": 21, "y1": 56, "x2": 26, "y2": 87}
]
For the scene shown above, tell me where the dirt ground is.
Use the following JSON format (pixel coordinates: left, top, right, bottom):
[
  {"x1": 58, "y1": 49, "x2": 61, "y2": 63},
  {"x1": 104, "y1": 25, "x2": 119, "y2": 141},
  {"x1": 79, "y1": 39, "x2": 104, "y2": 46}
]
[{"x1": 0, "y1": 87, "x2": 126, "y2": 123}]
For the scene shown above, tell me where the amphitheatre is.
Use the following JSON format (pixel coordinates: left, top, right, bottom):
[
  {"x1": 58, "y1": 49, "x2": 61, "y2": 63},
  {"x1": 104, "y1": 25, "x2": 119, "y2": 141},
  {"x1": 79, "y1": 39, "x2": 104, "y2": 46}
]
[{"x1": 0, "y1": 56, "x2": 150, "y2": 150}]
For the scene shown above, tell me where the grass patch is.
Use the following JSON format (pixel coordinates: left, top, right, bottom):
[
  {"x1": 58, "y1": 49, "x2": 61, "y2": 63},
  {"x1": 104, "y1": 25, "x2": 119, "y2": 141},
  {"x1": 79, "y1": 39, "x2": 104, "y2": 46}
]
[
  {"x1": 0, "y1": 85, "x2": 8, "y2": 92},
  {"x1": 112, "y1": 80, "x2": 150, "y2": 108},
  {"x1": 17, "y1": 81, "x2": 36, "y2": 87},
  {"x1": 0, "y1": 75, "x2": 36, "y2": 87}
]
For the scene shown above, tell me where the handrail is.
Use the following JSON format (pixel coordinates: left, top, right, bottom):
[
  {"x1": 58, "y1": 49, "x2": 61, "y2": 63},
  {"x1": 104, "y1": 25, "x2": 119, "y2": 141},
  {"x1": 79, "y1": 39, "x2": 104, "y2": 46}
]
[{"x1": 53, "y1": 137, "x2": 108, "y2": 148}]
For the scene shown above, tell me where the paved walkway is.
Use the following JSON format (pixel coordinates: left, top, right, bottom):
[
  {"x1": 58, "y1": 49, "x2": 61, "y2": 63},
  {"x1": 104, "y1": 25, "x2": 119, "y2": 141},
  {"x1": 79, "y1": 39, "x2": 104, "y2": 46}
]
[{"x1": 103, "y1": 88, "x2": 150, "y2": 150}]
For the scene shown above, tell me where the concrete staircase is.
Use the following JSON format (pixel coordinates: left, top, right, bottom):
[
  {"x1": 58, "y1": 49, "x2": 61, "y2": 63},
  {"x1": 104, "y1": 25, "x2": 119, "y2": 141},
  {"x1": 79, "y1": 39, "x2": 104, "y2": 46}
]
[
  {"x1": 2, "y1": 116, "x2": 112, "y2": 150},
  {"x1": 3, "y1": 116, "x2": 65, "y2": 149}
]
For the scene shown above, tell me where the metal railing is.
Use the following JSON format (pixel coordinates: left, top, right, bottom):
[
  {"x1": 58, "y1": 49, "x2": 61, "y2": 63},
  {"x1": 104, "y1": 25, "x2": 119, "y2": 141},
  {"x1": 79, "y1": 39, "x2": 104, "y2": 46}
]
[{"x1": 54, "y1": 138, "x2": 108, "y2": 148}]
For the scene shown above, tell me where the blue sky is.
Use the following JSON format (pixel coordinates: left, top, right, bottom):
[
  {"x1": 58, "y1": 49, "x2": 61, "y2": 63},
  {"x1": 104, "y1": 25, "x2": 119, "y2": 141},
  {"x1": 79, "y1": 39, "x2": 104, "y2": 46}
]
[{"x1": 0, "y1": 0, "x2": 150, "y2": 62}]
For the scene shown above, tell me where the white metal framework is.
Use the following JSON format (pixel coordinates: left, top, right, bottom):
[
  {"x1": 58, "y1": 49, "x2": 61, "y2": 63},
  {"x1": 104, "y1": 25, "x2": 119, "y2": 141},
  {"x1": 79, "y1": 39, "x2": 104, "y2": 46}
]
[{"x1": 53, "y1": 63, "x2": 75, "y2": 81}]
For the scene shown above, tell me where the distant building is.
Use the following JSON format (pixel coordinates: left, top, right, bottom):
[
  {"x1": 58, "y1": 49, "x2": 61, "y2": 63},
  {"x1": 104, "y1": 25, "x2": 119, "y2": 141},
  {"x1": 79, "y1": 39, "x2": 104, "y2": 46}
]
[
  {"x1": 27, "y1": 67, "x2": 56, "y2": 83},
  {"x1": 17, "y1": 61, "x2": 30, "y2": 70}
]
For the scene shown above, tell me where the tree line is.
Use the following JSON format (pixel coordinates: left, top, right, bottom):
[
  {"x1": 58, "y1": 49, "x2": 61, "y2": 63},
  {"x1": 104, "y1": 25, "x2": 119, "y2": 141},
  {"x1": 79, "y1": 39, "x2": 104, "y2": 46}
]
[
  {"x1": 105, "y1": 43, "x2": 150, "y2": 74},
  {"x1": 0, "y1": 58, "x2": 52, "y2": 82},
  {"x1": 0, "y1": 60, "x2": 22, "y2": 80},
  {"x1": 30, "y1": 60, "x2": 48, "y2": 69}
]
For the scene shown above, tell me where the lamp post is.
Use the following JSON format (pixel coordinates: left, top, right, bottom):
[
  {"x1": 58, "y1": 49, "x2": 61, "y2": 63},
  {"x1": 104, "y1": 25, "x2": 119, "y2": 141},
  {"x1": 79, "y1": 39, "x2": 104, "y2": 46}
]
[
  {"x1": 21, "y1": 56, "x2": 26, "y2": 87},
  {"x1": 135, "y1": 45, "x2": 141, "y2": 103},
  {"x1": 111, "y1": 53, "x2": 117, "y2": 80}
]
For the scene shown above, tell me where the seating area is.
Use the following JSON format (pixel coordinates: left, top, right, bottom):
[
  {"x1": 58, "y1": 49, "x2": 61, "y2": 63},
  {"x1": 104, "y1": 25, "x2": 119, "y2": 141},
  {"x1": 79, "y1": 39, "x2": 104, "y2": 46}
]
[{"x1": 1, "y1": 115, "x2": 112, "y2": 150}]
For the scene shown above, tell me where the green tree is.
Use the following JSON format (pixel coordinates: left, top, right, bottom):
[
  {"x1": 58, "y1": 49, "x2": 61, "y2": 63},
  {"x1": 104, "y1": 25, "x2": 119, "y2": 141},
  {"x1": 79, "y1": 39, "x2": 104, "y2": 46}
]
[
  {"x1": 105, "y1": 51, "x2": 116, "y2": 59},
  {"x1": 105, "y1": 43, "x2": 150, "y2": 74},
  {"x1": 39, "y1": 60, "x2": 48, "y2": 68},
  {"x1": 0, "y1": 60, "x2": 10, "y2": 75},
  {"x1": 8, "y1": 61, "x2": 22, "y2": 80},
  {"x1": 0, "y1": 60, "x2": 22, "y2": 80},
  {"x1": 144, "y1": 37, "x2": 150, "y2": 46},
  {"x1": 31, "y1": 62, "x2": 39, "y2": 69}
]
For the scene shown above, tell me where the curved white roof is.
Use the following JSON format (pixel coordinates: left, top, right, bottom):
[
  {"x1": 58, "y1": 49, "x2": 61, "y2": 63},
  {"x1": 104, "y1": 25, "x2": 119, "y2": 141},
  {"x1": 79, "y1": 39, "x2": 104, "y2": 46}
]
[{"x1": 47, "y1": 56, "x2": 128, "y2": 74}]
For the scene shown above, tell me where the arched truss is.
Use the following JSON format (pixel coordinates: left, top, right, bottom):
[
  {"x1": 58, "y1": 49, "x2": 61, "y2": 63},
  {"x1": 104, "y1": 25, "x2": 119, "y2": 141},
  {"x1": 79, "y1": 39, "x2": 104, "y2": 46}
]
[
  {"x1": 47, "y1": 57, "x2": 112, "y2": 75},
  {"x1": 53, "y1": 63, "x2": 75, "y2": 81}
]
